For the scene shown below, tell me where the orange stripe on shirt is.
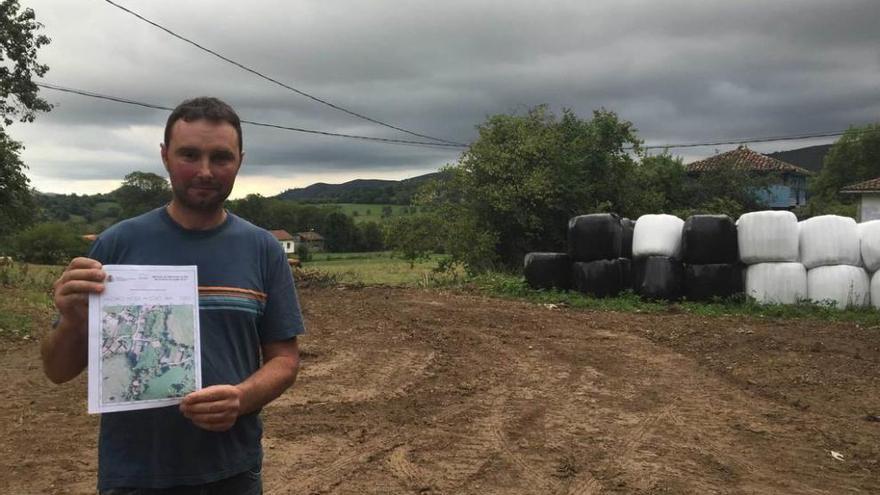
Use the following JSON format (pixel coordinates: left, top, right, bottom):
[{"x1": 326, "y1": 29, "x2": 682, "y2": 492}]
[{"x1": 198, "y1": 286, "x2": 268, "y2": 301}]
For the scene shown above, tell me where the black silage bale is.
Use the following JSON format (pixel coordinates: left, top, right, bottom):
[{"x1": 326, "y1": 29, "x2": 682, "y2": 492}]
[
  {"x1": 524, "y1": 252, "x2": 572, "y2": 290},
  {"x1": 620, "y1": 218, "x2": 635, "y2": 259},
  {"x1": 618, "y1": 257, "x2": 632, "y2": 290},
  {"x1": 571, "y1": 259, "x2": 626, "y2": 298},
  {"x1": 683, "y1": 264, "x2": 744, "y2": 301},
  {"x1": 681, "y1": 215, "x2": 739, "y2": 265},
  {"x1": 632, "y1": 256, "x2": 683, "y2": 301},
  {"x1": 567, "y1": 214, "x2": 623, "y2": 262}
]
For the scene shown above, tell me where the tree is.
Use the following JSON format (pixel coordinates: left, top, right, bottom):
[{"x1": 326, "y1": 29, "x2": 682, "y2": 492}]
[
  {"x1": 0, "y1": 129, "x2": 35, "y2": 238},
  {"x1": 1, "y1": 0, "x2": 51, "y2": 128},
  {"x1": 0, "y1": 1, "x2": 51, "y2": 241},
  {"x1": 10, "y1": 222, "x2": 89, "y2": 265},
  {"x1": 627, "y1": 152, "x2": 688, "y2": 218},
  {"x1": 384, "y1": 214, "x2": 446, "y2": 267},
  {"x1": 113, "y1": 171, "x2": 171, "y2": 218},
  {"x1": 421, "y1": 105, "x2": 641, "y2": 271},
  {"x1": 808, "y1": 123, "x2": 880, "y2": 214},
  {"x1": 321, "y1": 212, "x2": 358, "y2": 252},
  {"x1": 357, "y1": 221, "x2": 385, "y2": 252}
]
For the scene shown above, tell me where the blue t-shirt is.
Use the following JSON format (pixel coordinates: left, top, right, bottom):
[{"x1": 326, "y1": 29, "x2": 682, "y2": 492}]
[{"x1": 88, "y1": 207, "x2": 305, "y2": 490}]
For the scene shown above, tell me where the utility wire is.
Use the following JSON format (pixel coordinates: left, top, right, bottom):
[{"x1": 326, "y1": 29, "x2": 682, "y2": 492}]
[
  {"x1": 36, "y1": 82, "x2": 468, "y2": 149},
  {"x1": 37, "y1": 81, "x2": 875, "y2": 152},
  {"x1": 101, "y1": 0, "x2": 465, "y2": 147},
  {"x1": 639, "y1": 129, "x2": 876, "y2": 151}
]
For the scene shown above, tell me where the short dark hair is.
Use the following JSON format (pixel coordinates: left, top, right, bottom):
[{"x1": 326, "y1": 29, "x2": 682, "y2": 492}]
[{"x1": 164, "y1": 96, "x2": 243, "y2": 152}]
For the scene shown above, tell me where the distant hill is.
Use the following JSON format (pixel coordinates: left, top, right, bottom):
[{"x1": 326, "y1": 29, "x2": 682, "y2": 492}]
[
  {"x1": 275, "y1": 172, "x2": 442, "y2": 204},
  {"x1": 766, "y1": 144, "x2": 832, "y2": 173}
]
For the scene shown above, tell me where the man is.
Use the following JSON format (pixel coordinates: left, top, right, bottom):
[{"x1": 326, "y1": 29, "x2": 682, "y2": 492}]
[{"x1": 41, "y1": 97, "x2": 304, "y2": 494}]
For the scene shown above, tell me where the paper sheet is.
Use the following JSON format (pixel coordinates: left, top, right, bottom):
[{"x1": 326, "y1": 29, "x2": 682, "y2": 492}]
[{"x1": 88, "y1": 265, "x2": 201, "y2": 414}]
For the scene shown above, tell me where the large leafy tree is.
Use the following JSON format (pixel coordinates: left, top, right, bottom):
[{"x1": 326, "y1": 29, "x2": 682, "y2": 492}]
[
  {"x1": 0, "y1": 129, "x2": 35, "y2": 238},
  {"x1": 421, "y1": 105, "x2": 641, "y2": 271},
  {"x1": 810, "y1": 123, "x2": 880, "y2": 204},
  {"x1": 112, "y1": 171, "x2": 171, "y2": 218},
  {"x1": 0, "y1": 0, "x2": 51, "y2": 240}
]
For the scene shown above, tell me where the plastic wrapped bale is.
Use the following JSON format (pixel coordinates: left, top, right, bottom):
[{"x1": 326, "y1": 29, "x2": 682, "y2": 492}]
[
  {"x1": 745, "y1": 262, "x2": 807, "y2": 305},
  {"x1": 620, "y1": 218, "x2": 635, "y2": 259},
  {"x1": 681, "y1": 215, "x2": 738, "y2": 264},
  {"x1": 567, "y1": 214, "x2": 622, "y2": 262},
  {"x1": 683, "y1": 264, "x2": 743, "y2": 301},
  {"x1": 618, "y1": 257, "x2": 632, "y2": 290},
  {"x1": 571, "y1": 259, "x2": 626, "y2": 298},
  {"x1": 632, "y1": 256, "x2": 683, "y2": 300},
  {"x1": 737, "y1": 211, "x2": 799, "y2": 264},
  {"x1": 632, "y1": 214, "x2": 685, "y2": 259},
  {"x1": 524, "y1": 253, "x2": 571, "y2": 290},
  {"x1": 859, "y1": 220, "x2": 880, "y2": 273},
  {"x1": 871, "y1": 270, "x2": 880, "y2": 309},
  {"x1": 807, "y1": 265, "x2": 869, "y2": 309},
  {"x1": 799, "y1": 215, "x2": 861, "y2": 269}
]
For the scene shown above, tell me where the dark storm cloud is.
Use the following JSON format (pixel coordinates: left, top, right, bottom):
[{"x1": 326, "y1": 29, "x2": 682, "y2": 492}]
[{"x1": 15, "y1": 0, "x2": 880, "y2": 195}]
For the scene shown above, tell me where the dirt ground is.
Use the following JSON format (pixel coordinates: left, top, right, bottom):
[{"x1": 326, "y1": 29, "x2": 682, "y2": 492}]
[{"x1": 2, "y1": 286, "x2": 879, "y2": 494}]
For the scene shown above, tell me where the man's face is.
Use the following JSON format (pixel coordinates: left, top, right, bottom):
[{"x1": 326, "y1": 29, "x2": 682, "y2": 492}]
[{"x1": 161, "y1": 119, "x2": 243, "y2": 212}]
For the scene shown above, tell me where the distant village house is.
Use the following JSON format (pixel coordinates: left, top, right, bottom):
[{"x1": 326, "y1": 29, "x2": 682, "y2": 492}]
[
  {"x1": 840, "y1": 178, "x2": 880, "y2": 222},
  {"x1": 294, "y1": 231, "x2": 325, "y2": 252},
  {"x1": 270, "y1": 230, "x2": 296, "y2": 254},
  {"x1": 686, "y1": 146, "x2": 812, "y2": 209}
]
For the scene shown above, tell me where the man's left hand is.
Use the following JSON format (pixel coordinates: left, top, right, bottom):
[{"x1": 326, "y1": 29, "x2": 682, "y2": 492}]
[{"x1": 180, "y1": 385, "x2": 243, "y2": 432}]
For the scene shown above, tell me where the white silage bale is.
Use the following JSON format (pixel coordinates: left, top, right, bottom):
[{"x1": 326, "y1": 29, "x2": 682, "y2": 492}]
[
  {"x1": 737, "y1": 211, "x2": 799, "y2": 264},
  {"x1": 745, "y1": 262, "x2": 807, "y2": 305},
  {"x1": 871, "y1": 270, "x2": 880, "y2": 309},
  {"x1": 807, "y1": 265, "x2": 869, "y2": 309},
  {"x1": 859, "y1": 220, "x2": 880, "y2": 273},
  {"x1": 632, "y1": 214, "x2": 684, "y2": 258},
  {"x1": 799, "y1": 215, "x2": 860, "y2": 269}
]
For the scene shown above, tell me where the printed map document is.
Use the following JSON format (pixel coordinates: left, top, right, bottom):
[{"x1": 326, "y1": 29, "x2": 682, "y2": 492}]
[{"x1": 88, "y1": 265, "x2": 201, "y2": 414}]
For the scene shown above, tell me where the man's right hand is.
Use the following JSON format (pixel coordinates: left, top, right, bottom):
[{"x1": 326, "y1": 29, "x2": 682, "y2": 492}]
[
  {"x1": 53, "y1": 257, "x2": 106, "y2": 330},
  {"x1": 42, "y1": 257, "x2": 106, "y2": 384}
]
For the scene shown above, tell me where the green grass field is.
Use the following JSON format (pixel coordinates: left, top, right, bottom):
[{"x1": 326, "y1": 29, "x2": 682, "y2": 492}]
[
  {"x1": 301, "y1": 252, "x2": 458, "y2": 286},
  {"x1": 323, "y1": 203, "x2": 429, "y2": 224},
  {"x1": 0, "y1": 263, "x2": 62, "y2": 339}
]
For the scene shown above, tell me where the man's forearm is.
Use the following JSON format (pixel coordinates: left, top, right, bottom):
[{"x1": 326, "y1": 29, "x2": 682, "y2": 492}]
[
  {"x1": 41, "y1": 318, "x2": 88, "y2": 384},
  {"x1": 235, "y1": 352, "x2": 299, "y2": 415}
]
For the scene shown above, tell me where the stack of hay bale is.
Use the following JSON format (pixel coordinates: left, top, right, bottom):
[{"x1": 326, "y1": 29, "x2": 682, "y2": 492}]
[
  {"x1": 739, "y1": 211, "x2": 806, "y2": 304},
  {"x1": 631, "y1": 214, "x2": 684, "y2": 300},
  {"x1": 860, "y1": 220, "x2": 880, "y2": 309},
  {"x1": 523, "y1": 252, "x2": 571, "y2": 291},
  {"x1": 680, "y1": 215, "x2": 742, "y2": 301},
  {"x1": 568, "y1": 214, "x2": 630, "y2": 297},
  {"x1": 799, "y1": 215, "x2": 869, "y2": 308}
]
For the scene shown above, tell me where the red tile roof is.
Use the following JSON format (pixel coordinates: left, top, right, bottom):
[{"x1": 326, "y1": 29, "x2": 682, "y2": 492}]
[
  {"x1": 841, "y1": 177, "x2": 880, "y2": 193},
  {"x1": 269, "y1": 229, "x2": 294, "y2": 241},
  {"x1": 686, "y1": 146, "x2": 812, "y2": 175},
  {"x1": 296, "y1": 231, "x2": 324, "y2": 241}
]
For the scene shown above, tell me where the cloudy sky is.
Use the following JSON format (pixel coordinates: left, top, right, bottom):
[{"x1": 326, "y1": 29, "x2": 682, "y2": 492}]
[{"x1": 11, "y1": 0, "x2": 880, "y2": 198}]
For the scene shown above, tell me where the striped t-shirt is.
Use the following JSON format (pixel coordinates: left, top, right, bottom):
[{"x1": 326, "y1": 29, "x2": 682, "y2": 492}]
[{"x1": 88, "y1": 206, "x2": 305, "y2": 490}]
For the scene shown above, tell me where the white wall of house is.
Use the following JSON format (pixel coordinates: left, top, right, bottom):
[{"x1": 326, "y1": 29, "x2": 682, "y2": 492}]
[
  {"x1": 280, "y1": 240, "x2": 295, "y2": 254},
  {"x1": 859, "y1": 193, "x2": 880, "y2": 222}
]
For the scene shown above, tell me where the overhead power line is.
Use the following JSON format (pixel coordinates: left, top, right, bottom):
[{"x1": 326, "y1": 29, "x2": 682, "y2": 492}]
[
  {"x1": 37, "y1": 81, "x2": 874, "y2": 152},
  {"x1": 639, "y1": 129, "x2": 875, "y2": 151},
  {"x1": 101, "y1": 0, "x2": 465, "y2": 147},
  {"x1": 35, "y1": 82, "x2": 468, "y2": 149}
]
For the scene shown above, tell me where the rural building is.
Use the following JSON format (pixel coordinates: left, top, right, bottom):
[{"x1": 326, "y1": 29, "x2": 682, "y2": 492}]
[
  {"x1": 840, "y1": 177, "x2": 880, "y2": 222},
  {"x1": 270, "y1": 229, "x2": 296, "y2": 254},
  {"x1": 294, "y1": 231, "x2": 325, "y2": 252},
  {"x1": 686, "y1": 146, "x2": 812, "y2": 209}
]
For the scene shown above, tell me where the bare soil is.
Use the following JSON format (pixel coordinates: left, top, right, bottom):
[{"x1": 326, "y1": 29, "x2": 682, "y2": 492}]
[{"x1": 2, "y1": 286, "x2": 879, "y2": 494}]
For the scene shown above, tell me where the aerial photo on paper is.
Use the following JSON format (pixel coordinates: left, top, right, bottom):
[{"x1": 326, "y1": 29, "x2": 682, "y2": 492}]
[{"x1": 100, "y1": 304, "x2": 196, "y2": 404}]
